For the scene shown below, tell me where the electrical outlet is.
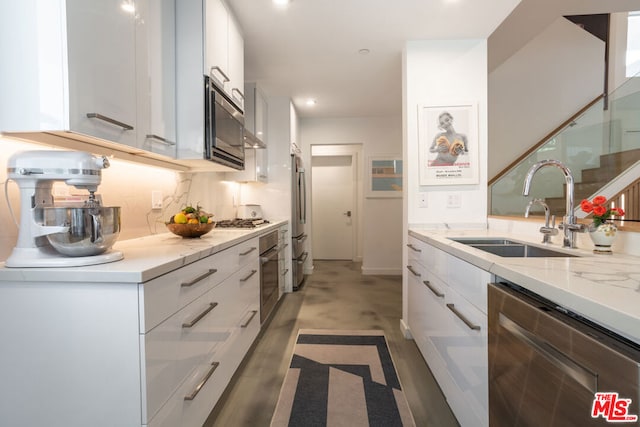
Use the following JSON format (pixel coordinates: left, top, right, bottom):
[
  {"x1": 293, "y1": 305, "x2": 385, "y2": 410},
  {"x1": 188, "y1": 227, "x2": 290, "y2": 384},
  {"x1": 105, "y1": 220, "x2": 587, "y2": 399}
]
[
  {"x1": 419, "y1": 193, "x2": 428, "y2": 208},
  {"x1": 447, "y1": 193, "x2": 462, "y2": 208},
  {"x1": 151, "y1": 190, "x2": 163, "y2": 210}
]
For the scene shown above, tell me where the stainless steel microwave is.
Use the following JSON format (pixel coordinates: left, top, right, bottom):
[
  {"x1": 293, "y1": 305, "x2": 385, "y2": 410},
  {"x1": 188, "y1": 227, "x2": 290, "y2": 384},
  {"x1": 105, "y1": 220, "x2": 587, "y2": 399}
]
[{"x1": 204, "y1": 75, "x2": 244, "y2": 170}]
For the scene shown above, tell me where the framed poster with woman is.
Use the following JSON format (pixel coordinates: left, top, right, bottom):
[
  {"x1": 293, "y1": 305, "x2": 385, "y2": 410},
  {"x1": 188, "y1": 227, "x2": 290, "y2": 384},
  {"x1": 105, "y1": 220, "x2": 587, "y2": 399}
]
[{"x1": 418, "y1": 103, "x2": 479, "y2": 186}]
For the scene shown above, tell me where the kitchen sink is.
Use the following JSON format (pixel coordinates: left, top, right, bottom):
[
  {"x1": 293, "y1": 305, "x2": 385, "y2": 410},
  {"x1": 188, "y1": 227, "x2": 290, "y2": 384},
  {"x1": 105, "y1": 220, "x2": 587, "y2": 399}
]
[
  {"x1": 449, "y1": 237, "x2": 579, "y2": 258},
  {"x1": 449, "y1": 237, "x2": 520, "y2": 245}
]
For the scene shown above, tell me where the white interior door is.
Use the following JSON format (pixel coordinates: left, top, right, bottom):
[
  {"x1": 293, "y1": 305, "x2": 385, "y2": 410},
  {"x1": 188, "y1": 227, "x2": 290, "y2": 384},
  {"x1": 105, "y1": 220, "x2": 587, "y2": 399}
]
[{"x1": 311, "y1": 155, "x2": 354, "y2": 260}]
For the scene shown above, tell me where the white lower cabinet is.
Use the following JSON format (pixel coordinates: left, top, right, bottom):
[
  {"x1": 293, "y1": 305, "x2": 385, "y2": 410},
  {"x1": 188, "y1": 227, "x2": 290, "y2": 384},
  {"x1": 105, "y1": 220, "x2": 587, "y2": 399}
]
[
  {"x1": 406, "y1": 234, "x2": 489, "y2": 427},
  {"x1": 147, "y1": 259, "x2": 260, "y2": 427},
  {"x1": 0, "y1": 236, "x2": 260, "y2": 427}
]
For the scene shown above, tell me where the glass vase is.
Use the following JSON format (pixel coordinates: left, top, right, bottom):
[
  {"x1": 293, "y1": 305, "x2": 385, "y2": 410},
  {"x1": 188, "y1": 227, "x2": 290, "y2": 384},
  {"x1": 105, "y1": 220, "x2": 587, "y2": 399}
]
[{"x1": 588, "y1": 222, "x2": 617, "y2": 254}]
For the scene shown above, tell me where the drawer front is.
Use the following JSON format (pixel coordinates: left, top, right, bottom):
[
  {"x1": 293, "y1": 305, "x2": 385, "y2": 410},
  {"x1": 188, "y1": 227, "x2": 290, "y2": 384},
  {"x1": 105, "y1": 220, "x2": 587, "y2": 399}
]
[
  {"x1": 447, "y1": 254, "x2": 491, "y2": 314},
  {"x1": 147, "y1": 306, "x2": 261, "y2": 427},
  {"x1": 422, "y1": 241, "x2": 448, "y2": 283},
  {"x1": 144, "y1": 258, "x2": 259, "y2": 423},
  {"x1": 141, "y1": 237, "x2": 259, "y2": 333},
  {"x1": 436, "y1": 286, "x2": 488, "y2": 427},
  {"x1": 220, "y1": 237, "x2": 259, "y2": 272},
  {"x1": 407, "y1": 263, "x2": 450, "y2": 364},
  {"x1": 141, "y1": 255, "x2": 228, "y2": 333}
]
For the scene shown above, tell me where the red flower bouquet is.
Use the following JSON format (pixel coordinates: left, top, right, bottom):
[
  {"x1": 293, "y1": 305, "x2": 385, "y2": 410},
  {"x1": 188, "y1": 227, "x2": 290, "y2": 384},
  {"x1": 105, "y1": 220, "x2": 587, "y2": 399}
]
[{"x1": 580, "y1": 195, "x2": 625, "y2": 227}]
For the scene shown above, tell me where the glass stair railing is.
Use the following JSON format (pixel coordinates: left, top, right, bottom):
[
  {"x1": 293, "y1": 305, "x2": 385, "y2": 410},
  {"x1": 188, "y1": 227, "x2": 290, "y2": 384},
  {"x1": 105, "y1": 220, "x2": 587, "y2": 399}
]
[{"x1": 490, "y1": 70, "x2": 640, "y2": 224}]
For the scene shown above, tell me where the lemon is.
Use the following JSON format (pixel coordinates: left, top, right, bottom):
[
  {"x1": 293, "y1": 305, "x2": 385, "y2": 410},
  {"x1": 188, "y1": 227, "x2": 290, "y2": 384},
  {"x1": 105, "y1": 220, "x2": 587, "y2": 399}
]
[{"x1": 174, "y1": 213, "x2": 188, "y2": 224}]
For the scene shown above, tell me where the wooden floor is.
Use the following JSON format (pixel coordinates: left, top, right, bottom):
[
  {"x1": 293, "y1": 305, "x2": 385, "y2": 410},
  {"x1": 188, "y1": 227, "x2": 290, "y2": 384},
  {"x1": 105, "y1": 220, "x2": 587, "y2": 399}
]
[{"x1": 203, "y1": 260, "x2": 459, "y2": 427}]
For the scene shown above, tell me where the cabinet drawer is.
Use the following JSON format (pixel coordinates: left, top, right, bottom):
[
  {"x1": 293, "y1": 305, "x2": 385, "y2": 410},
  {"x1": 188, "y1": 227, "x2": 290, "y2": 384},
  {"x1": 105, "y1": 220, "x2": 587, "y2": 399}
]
[
  {"x1": 435, "y1": 286, "x2": 488, "y2": 427},
  {"x1": 447, "y1": 254, "x2": 491, "y2": 314},
  {"x1": 143, "y1": 257, "x2": 259, "y2": 422},
  {"x1": 147, "y1": 306, "x2": 260, "y2": 427},
  {"x1": 141, "y1": 238, "x2": 259, "y2": 333},
  {"x1": 220, "y1": 237, "x2": 259, "y2": 271},
  {"x1": 141, "y1": 256, "x2": 227, "y2": 333}
]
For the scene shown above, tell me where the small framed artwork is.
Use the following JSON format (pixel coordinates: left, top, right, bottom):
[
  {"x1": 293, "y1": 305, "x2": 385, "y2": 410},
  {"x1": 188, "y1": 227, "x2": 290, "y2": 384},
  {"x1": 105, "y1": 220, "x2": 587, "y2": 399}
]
[
  {"x1": 418, "y1": 103, "x2": 479, "y2": 186},
  {"x1": 366, "y1": 155, "x2": 403, "y2": 198}
]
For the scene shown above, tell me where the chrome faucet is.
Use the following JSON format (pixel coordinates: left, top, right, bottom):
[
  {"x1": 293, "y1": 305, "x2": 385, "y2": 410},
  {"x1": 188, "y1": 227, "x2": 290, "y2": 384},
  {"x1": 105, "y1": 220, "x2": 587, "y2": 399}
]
[
  {"x1": 522, "y1": 160, "x2": 586, "y2": 248},
  {"x1": 524, "y1": 198, "x2": 558, "y2": 243}
]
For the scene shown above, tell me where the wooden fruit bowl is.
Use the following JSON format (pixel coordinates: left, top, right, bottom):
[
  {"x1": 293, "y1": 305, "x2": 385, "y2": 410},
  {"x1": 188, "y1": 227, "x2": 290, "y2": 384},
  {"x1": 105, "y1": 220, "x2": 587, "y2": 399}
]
[{"x1": 166, "y1": 222, "x2": 216, "y2": 238}]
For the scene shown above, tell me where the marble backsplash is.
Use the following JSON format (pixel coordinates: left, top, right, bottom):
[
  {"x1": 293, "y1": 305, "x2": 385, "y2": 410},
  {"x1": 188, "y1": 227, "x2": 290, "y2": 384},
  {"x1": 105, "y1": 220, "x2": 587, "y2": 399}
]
[{"x1": 0, "y1": 137, "x2": 237, "y2": 262}]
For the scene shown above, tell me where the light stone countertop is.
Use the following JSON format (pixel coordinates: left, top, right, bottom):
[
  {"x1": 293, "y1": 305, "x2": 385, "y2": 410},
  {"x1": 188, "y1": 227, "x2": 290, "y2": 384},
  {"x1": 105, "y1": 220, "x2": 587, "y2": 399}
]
[
  {"x1": 409, "y1": 227, "x2": 640, "y2": 344},
  {"x1": 0, "y1": 221, "x2": 287, "y2": 284}
]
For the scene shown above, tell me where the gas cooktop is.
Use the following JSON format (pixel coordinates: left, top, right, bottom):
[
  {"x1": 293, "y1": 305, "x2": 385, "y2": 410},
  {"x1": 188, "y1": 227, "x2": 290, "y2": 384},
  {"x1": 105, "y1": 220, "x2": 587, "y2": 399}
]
[{"x1": 216, "y1": 218, "x2": 269, "y2": 229}]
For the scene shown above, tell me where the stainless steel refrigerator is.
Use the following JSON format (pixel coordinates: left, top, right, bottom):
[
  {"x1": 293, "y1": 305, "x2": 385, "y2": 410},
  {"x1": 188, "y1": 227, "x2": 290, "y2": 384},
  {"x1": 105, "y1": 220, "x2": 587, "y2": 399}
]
[{"x1": 291, "y1": 154, "x2": 307, "y2": 290}]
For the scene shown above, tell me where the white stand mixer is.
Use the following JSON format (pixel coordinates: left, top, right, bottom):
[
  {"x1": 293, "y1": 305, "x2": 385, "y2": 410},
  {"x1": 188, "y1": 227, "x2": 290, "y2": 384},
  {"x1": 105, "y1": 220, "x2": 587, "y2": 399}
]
[{"x1": 5, "y1": 150, "x2": 124, "y2": 267}]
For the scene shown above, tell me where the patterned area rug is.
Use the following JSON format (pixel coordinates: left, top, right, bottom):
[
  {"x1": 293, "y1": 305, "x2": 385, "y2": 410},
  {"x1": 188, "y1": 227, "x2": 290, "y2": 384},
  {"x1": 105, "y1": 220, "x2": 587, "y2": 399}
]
[{"x1": 271, "y1": 329, "x2": 416, "y2": 427}]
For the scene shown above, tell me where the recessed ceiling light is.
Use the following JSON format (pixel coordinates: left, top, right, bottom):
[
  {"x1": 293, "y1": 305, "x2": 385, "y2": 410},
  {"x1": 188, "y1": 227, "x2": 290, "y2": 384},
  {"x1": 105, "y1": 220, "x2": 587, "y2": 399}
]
[
  {"x1": 273, "y1": 0, "x2": 291, "y2": 6},
  {"x1": 306, "y1": 99, "x2": 317, "y2": 107},
  {"x1": 358, "y1": 48, "x2": 371, "y2": 55}
]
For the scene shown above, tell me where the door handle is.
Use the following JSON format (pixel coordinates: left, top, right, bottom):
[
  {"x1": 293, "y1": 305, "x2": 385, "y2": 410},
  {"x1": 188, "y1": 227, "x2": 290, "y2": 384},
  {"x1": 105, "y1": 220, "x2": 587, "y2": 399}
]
[{"x1": 343, "y1": 210, "x2": 352, "y2": 217}]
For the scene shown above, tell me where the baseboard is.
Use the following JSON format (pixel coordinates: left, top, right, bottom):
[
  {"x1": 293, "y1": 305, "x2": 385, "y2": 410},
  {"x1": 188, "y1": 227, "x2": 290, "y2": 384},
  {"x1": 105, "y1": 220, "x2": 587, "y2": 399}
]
[
  {"x1": 361, "y1": 266, "x2": 402, "y2": 275},
  {"x1": 400, "y1": 319, "x2": 413, "y2": 339}
]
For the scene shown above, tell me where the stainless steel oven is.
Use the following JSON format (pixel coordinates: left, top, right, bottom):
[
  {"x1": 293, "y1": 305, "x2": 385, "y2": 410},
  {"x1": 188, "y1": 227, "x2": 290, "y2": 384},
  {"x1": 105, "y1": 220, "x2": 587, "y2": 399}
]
[
  {"x1": 204, "y1": 75, "x2": 244, "y2": 170},
  {"x1": 259, "y1": 230, "x2": 279, "y2": 324},
  {"x1": 489, "y1": 281, "x2": 640, "y2": 426}
]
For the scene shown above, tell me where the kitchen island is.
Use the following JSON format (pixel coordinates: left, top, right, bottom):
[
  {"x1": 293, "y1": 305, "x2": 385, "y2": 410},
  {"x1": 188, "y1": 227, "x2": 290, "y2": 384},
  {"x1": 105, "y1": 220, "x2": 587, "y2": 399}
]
[{"x1": 0, "y1": 221, "x2": 287, "y2": 427}]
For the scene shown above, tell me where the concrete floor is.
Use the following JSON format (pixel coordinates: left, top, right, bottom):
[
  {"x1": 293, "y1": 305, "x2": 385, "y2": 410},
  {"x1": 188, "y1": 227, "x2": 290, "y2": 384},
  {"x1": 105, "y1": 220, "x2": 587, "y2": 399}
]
[{"x1": 204, "y1": 260, "x2": 459, "y2": 426}]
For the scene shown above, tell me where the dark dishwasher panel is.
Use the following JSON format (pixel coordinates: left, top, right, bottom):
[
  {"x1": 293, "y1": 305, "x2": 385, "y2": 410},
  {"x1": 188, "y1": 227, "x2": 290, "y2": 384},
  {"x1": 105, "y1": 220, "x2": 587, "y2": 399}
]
[{"x1": 488, "y1": 282, "x2": 640, "y2": 426}]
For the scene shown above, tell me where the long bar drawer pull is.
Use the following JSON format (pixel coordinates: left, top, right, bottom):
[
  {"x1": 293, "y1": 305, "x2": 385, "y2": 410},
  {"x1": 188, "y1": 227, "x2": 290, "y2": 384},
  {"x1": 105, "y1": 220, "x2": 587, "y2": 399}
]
[
  {"x1": 181, "y1": 269, "x2": 218, "y2": 287},
  {"x1": 184, "y1": 362, "x2": 219, "y2": 401},
  {"x1": 499, "y1": 313, "x2": 597, "y2": 393},
  {"x1": 240, "y1": 269, "x2": 258, "y2": 282},
  {"x1": 146, "y1": 134, "x2": 176, "y2": 146},
  {"x1": 406, "y1": 265, "x2": 421, "y2": 277},
  {"x1": 241, "y1": 310, "x2": 258, "y2": 328},
  {"x1": 446, "y1": 303, "x2": 481, "y2": 331},
  {"x1": 406, "y1": 243, "x2": 422, "y2": 252},
  {"x1": 182, "y1": 302, "x2": 218, "y2": 328},
  {"x1": 424, "y1": 280, "x2": 444, "y2": 298},
  {"x1": 239, "y1": 247, "x2": 257, "y2": 256},
  {"x1": 86, "y1": 113, "x2": 134, "y2": 130}
]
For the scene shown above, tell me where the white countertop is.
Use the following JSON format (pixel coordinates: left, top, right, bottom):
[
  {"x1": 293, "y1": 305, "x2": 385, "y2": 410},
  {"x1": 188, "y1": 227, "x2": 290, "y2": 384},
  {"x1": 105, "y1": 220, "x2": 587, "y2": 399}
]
[
  {"x1": 0, "y1": 221, "x2": 287, "y2": 284},
  {"x1": 409, "y1": 228, "x2": 640, "y2": 344}
]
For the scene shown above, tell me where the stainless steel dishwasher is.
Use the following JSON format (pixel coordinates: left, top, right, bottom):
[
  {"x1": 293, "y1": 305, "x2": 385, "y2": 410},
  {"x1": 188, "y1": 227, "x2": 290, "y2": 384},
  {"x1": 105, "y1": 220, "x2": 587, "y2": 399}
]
[{"x1": 488, "y1": 281, "x2": 640, "y2": 426}]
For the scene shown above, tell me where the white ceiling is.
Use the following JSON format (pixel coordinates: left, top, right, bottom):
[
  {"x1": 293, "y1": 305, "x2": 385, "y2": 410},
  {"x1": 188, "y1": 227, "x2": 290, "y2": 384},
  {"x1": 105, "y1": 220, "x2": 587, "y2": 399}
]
[
  {"x1": 228, "y1": 0, "x2": 521, "y2": 119},
  {"x1": 228, "y1": 0, "x2": 640, "y2": 119}
]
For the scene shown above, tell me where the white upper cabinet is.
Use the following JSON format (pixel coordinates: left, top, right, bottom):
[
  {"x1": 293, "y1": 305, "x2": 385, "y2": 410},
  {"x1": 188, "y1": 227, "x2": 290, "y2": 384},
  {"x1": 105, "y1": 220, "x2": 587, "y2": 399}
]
[
  {"x1": 176, "y1": 0, "x2": 245, "y2": 163},
  {"x1": 136, "y1": 0, "x2": 177, "y2": 157},
  {"x1": 204, "y1": 0, "x2": 245, "y2": 110},
  {"x1": 227, "y1": 11, "x2": 245, "y2": 109},
  {"x1": 0, "y1": 1, "x2": 137, "y2": 147},
  {"x1": 244, "y1": 82, "x2": 268, "y2": 145}
]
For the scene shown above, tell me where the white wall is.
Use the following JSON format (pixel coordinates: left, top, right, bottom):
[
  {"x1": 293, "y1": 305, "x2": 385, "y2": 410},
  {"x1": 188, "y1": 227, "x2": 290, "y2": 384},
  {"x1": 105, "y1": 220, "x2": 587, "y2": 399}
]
[
  {"x1": 402, "y1": 39, "x2": 489, "y2": 327},
  {"x1": 488, "y1": 17, "x2": 605, "y2": 180},
  {"x1": 405, "y1": 40, "x2": 489, "y2": 227},
  {"x1": 300, "y1": 116, "x2": 403, "y2": 275}
]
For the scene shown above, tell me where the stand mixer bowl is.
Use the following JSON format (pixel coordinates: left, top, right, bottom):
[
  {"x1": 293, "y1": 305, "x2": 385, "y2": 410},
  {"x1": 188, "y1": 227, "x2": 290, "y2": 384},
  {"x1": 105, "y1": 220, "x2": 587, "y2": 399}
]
[{"x1": 42, "y1": 207, "x2": 121, "y2": 257}]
